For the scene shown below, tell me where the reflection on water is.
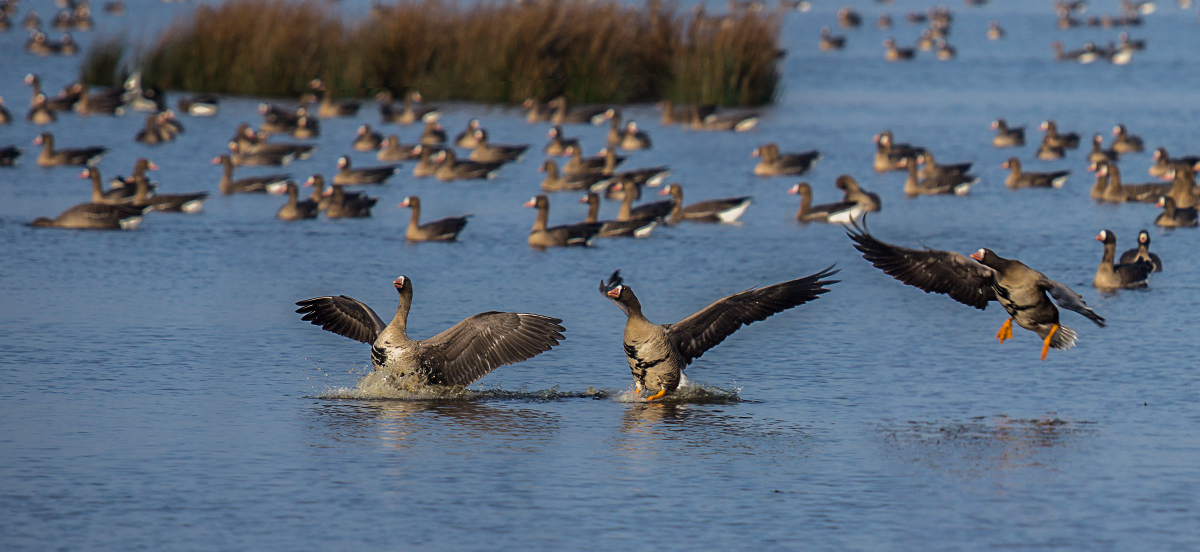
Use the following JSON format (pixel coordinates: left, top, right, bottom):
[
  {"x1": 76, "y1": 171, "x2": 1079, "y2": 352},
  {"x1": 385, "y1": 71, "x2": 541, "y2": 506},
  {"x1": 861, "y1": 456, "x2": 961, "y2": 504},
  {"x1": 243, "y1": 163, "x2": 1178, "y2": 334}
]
[
  {"x1": 617, "y1": 402, "x2": 812, "y2": 461},
  {"x1": 878, "y1": 415, "x2": 1098, "y2": 475}
]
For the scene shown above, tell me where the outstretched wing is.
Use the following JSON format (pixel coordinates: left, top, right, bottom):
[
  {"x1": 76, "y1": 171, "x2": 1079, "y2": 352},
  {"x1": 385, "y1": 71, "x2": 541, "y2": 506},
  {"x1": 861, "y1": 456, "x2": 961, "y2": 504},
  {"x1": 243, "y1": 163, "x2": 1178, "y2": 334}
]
[
  {"x1": 295, "y1": 295, "x2": 388, "y2": 344},
  {"x1": 666, "y1": 266, "x2": 839, "y2": 366},
  {"x1": 419, "y1": 312, "x2": 566, "y2": 386},
  {"x1": 1038, "y1": 277, "x2": 1106, "y2": 327},
  {"x1": 846, "y1": 220, "x2": 995, "y2": 310}
]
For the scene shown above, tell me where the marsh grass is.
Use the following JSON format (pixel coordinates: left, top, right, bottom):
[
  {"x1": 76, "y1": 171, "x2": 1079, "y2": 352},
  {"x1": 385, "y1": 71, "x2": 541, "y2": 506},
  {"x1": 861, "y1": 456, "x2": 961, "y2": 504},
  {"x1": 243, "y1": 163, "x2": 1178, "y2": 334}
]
[
  {"x1": 80, "y1": 34, "x2": 128, "y2": 88},
  {"x1": 82, "y1": 0, "x2": 781, "y2": 106}
]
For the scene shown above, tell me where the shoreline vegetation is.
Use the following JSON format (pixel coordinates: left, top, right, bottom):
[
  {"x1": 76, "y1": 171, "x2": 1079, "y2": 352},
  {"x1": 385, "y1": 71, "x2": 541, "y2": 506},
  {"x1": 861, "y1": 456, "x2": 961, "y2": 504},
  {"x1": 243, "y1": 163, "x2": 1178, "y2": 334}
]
[{"x1": 81, "y1": 0, "x2": 783, "y2": 106}]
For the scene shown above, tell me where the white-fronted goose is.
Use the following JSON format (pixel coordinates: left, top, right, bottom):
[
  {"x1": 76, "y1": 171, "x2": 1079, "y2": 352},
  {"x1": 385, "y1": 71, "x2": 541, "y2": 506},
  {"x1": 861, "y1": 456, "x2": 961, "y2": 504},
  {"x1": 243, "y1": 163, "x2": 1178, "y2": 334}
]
[
  {"x1": 1118, "y1": 230, "x2": 1162, "y2": 272},
  {"x1": 1111, "y1": 124, "x2": 1144, "y2": 153},
  {"x1": 227, "y1": 141, "x2": 295, "y2": 167},
  {"x1": 30, "y1": 202, "x2": 148, "y2": 230},
  {"x1": 991, "y1": 119, "x2": 1024, "y2": 147},
  {"x1": 27, "y1": 94, "x2": 57, "y2": 125},
  {"x1": 178, "y1": 94, "x2": 219, "y2": 116},
  {"x1": 539, "y1": 159, "x2": 608, "y2": 192},
  {"x1": 1094, "y1": 230, "x2": 1153, "y2": 290},
  {"x1": 847, "y1": 221, "x2": 1105, "y2": 360},
  {"x1": 433, "y1": 149, "x2": 504, "y2": 181},
  {"x1": 618, "y1": 121, "x2": 652, "y2": 151},
  {"x1": 73, "y1": 86, "x2": 124, "y2": 116},
  {"x1": 1098, "y1": 160, "x2": 1169, "y2": 203},
  {"x1": 1036, "y1": 140, "x2": 1066, "y2": 161},
  {"x1": 310, "y1": 79, "x2": 360, "y2": 118},
  {"x1": 454, "y1": 119, "x2": 483, "y2": 148},
  {"x1": 837, "y1": 175, "x2": 881, "y2": 212},
  {"x1": 883, "y1": 38, "x2": 916, "y2": 61},
  {"x1": 579, "y1": 192, "x2": 657, "y2": 238},
  {"x1": 657, "y1": 100, "x2": 715, "y2": 126},
  {"x1": 594, "y1": 165, "x2": 671, "y2": 200},
  {"x1": 617, "y1": 181, "x2": 674, "y2": 222},
  {"x1": 377, "y1": 135, "x2": 419, "y2": 161},
  {"x1": 1088, "y1": 134, "x2": 1119, "y2": 164},
  {"x1": 987, "y1": 20, "x2": 1005, "y2": 40},
  {"x1": 325, "y1": 184, "x2": 377, "y2": 218},
  {"x1": 292, "y1": 113, "x2": 320, "y2": 139},
  {"x1": 599, "y1": 266, "x2": 838, "y2": 400},
  {"x1": 24, "y1": 74, "x2": 79, "y2": 112},
  {"x1": 525, "y1": 195, "x2": 603, "y2": 248},
  {"x1": 877, "y1": 13, "x2": 893, "y2": 29},
  {"x1": 899, "y1": 158, "x2": 975, "y2": 196},
  {"x1": 410, "y1": 144, "x2": 444, "y2": 178},
  {"x1": 873, "y1": 131, "x2": 925, "y2": 172},
  {"x1": 259, "y1": 102, "x2": 299, "y2": 133},
  {"x1": 34, "y1": 132, "x2": 107, "y2": 166},
  {"x1": 1163, "y1": 165, "x2": 1199, "y2": 209},
  {"x1": 789, "y1": 182, "x2": 862, "y2": 223},
  {"x1": 1148, "y1": 148, "x2": 1200, "y2": 178},
  {"x1": 819, "y1": 26, "x2": 846, "y2": 50},
  {"x1": 124, "y1": 172, "x2": 208, "y2": 213},
  {"x1": 1155, "y1": 196, "x2": 1198, "y2": 228},
  {"x1": 605, "y1": 109, "x2": 624, "y2": 146},
  {"x1": 549, "y1": 96, "x2": 609, "y2": 125},
  {"x1": 935, "y1": 39, "x2": 956, "y2": 60},
  {"x1": 1040, "y1": 120, "x2": 1081, "y2": 149},
  {"x1": 916, "y1": 151, "x2": 972, "y2": 180},
  {"x1": 296, "y1": 276, "x2": 565, "y2": 389},
  {"x1": 688, "y1": 104, "x2": 759, "y2": 132},
  {"x1": 523, "y1": 98, "x2": 551, "y2": 123},
  {"x1": 543, "y1": 125, "x2": 579, "y2": 156},
  {"x1": 352, "y1": 124, "x2": 383, "y2": 151},
  {"x1": 1090, "y1": 162, "x2": 1109, "y2": 201},
  {"x1": 304, "y1": 174, "x2": 368, "y2": 211},
  {"x1": 134, "y1": 114, "x2": 171, "y2": 145},
  {"x1": 0, "y1": 146, "x2": 21, "y2": 166},
  {"x1": 81, "y1": 167, "x2": 134, "y2": 204},
  {"x1": 107, "y1": 158, "x2": 160, "y2": 197},
  {"x1": 752, "y1": 143, "x2": 820, "y2": 176},
  {"x1": 333, "y1": 156, "x2": 399, "y2": 185},
  {"x1": 212, "y1": 154, "x2": 291, "y2": 195},
  {"x1": 1002, "y1": 158, "x2": 1069, "y2": 189},
  {"x1": 399, "y1": 196, "x2": 469, "y2": 242},
  {"x1": 235, "y1": 127, "x2": 316, "y2": 160},
  {"x1": 376, "y1": 90, "x2": 438, "y2": 125},
  {"x1": 276, "y1": 182, "x2": 319, "y2": 221},
  {"x1": 657, "y1": 183, "x2": 751, "y2": 225},
  {"x1": 563, "y1": 146, "x2": 626, "y2": 176},
  {"x1": 419, "y1": 120, "x2": 447, "y2": 145},
  {"x1": 468, "y1": 129, "x2": 528, "y2": 163}
]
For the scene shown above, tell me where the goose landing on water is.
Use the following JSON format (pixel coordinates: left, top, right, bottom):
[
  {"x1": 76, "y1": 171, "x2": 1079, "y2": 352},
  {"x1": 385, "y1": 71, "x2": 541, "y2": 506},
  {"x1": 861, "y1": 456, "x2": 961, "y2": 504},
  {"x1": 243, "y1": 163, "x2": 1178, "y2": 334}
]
[{"x1": 296, "y1": 276, "x2": 565, "y2": 391}]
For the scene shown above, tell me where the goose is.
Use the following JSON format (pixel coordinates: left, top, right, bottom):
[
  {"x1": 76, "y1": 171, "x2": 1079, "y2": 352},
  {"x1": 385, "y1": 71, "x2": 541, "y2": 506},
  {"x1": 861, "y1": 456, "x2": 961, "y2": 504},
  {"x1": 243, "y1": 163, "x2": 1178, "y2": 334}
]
[
  {"x1": 292, "y1": 112, "x2": 320, "y2": 139},
  {"x1": 605, "y1": 109, "x2": 625, "y2": 146},
  {"x1": 523, "y1": 98, "x2": 551, "y2": 123},
  {"x1": 433, "y1": 149, "x2": 504, "y2": 181},
  {"x1": 1036, "y1": 140, "x2": 1066, "y2": 161},
  {"x1": 468, "y1": 129, "x2": 528, "y2": 163},
  {"x1": 935, "y1": 39, "x2": 956, "y2": 60},
  {"x1": 177, "y1": 94, "x2": 219, "y2": 116},
  {"x1": 618, "y1": 121, "x2": 652, "y2": 151},
  {"x1": 838, "y1": 7, "x2": 862, "y2": 28},
  {"x1": 899, "y1": 158, "x2": 975, "y2": 196},
  {"x1": 846, "y1": 220, "x2": 1105, "y2": 360},
  {"x1": 24, "y1": 74, "x2": 79, "y2": 112},
  {"x1": 258, "y1": 102, "x2": 298, "y2": 133},
  {"x1": 1093, "y1": 230, "x2": 1153, "y2": 290},
  {"x1": 1088, "y1": 134, "x2": 1119, "y2": 164},
  {"x1": 883, "y1": 38, "x2": 916, "y2": 61},
  {"x1": 125, "y1": 173, "x2": 209, "y2": 213},
  {"x1": 752, "y1": 143, "x2": 820, "y2": 176},
  {"x1": 410, "y1": 144, "x2": 444, "y2": 178},
  {"x1": 80, "y1": 167, "x2": 136, "y2": 203},
  {"x1": 877, "y1": 13, "x2": 893, "y2": 29},
  {"x1": 352, "y1": 124, "x2": 383, "y2": 151},
  {"x1": 657, "y1": 183, "x2": 752, "y2": 224},
  {"x1": 915, "y1": 151, "x2": 972, "y2": 180},
  {"x1": 1111, "y1": 124, "x2": 1144, "y2": 153},
  {"x1": 33, "y1": 132, "x2": 107, "y2": 166},
  {"x1": 304, "y1": 174, "x2": 370, "y2": 211},
  {"x1": 548, "y1": 96, "x2": 609, "y2": 125},
  {"x1": 27, "y1": 94, "x2": 57, "y2": 125},
  {"x1": 134, "y1": 114, "x2": 171, "y2": 144},
  {"x1": 873, "y1": 131, "x2": 925, "y2": 172},
  {"x1": 539, "y1": 160, "x2": 608, "y2": 192},
  {"x1": 1097, "y1": 160, "x2": 1169, "y2": 203},
  {"x1": 376, "y1": 90, "x2": 438, "y2": 125},
  {"x1": 295, "y1": 276, "x2": 565, "y2": 390},
  {"x1": 398, "y1": 196, "x2": 470, "y2": 242},
  {"x1": 212, "y1": 154, "x2": 291, "y2": 195},
  {"x1": 453, "y1": 119, "x2": 483, "y2": 148},
  {"x1": 616, "y1": 181, "x2": 674, "y2": 222},
  {"x1": 525, "y1": 195, "x2": 603, "y2": 248},
  {"x1": 333, "y1": 156, "x2": 399, "y2": 185},
  {"x1": 788, "y1": 182, "x2": 863, "y2": 223},
  {"x1": 688, "y1": 104, "x2": 759, "y2": 132},
  {"x1": 1039, "y1": 120, "x2": 1080, "y2": 149},
  {"x1": 72, "y1": 86, "x2": 124, "y2": 116},
  {"x1": 1155, "y1": 196, "x2": 1198, "y2": 228},
  {"x1": 991, "y1": 119, "x2": 1024, "y2": 147},
  {"x1": 376, "y1": 135, "x2": 419, "y2": 162},
  {"x1": 226, "y1": 141, "x2": 295, "y2": 167},
  {"x1": 1002, "y1": 158, "x2": 1069, "y2": 189},
  {"x1": 30, "y1": 202, "x2": 148, "y2": 230},
  {"x1": 1162, "y1": 165, "x2": 1199, "y2": 209},
  {"x1": 233, "y1": 126, "x2": 316, "y2": 160},
  {"x1": 543, "y1": 125, "x2": 579, "y2": 156},
  {"x1": 325, "y1": 184, "x2": 378, "y2": 218},
  {"x1": 657, "y1": 100, "x2": 715, "y2": 126},
  {"x1": 309, "y1": 79, "x2": 359, "y2": 118},
  {"x1": 837, "y1": 175, "x2": 882, "y2": 212},
  {"x1": 592, "y1": 165, "x2": 672, "y2": 200},
  {"x1": 599, "y1": 266, "x2": 839, "y2": 400},
  {"x1": 579, "y1": 192, "x2": 657, "y2": 238},
  {"x1": 1090, "y1": 162, "x2": 1110, "y2": 200},
  {"x1": 419, "y1": 120, "x2": 447, "y2": 145},
  {"x1": 106, "y1": 158, "x2": 160, "y2": 197},
  {"x1": 1148, "y1": 148, "x2": 1200, "y2": 178},
  {"x1": 819, "y1": 26, "x2": 846, "y2": 50},
  {"x1": 987, "y1": 20, "x2": 1005, "y2": 40},
  {"x1": 1118, "y1": 230, "x2": 1162, "y2": 271},
  {"x1": 276, "y1": 182, "x2": 319, "y2": 220},
  {"x1": 563, "y1": 145, "x2": 623, "y2": 175}
]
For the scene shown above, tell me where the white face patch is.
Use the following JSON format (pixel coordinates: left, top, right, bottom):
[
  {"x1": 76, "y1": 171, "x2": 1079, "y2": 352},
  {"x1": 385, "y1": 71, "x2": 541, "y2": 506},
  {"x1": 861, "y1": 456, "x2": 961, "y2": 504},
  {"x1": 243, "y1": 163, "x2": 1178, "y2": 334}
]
[{"x1": 1099, "y1": 230, "x2": 1107, "y2": 240}]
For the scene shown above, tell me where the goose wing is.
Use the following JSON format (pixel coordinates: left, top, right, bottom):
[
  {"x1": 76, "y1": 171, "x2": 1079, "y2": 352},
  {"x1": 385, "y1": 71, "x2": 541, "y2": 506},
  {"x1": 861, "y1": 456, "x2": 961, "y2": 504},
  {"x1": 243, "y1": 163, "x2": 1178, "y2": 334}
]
[
  {"x1": 666, "y1": 266, "x2": 839, "y2": 366},
  {"x1": 1037, "y1": 276, "x2": 1106, "y2": 327},
  {"x1": 846, "y1": 221, "x2": 996, "y2": 310},
  {"x1": 419, "y1": 312, "x2": 566, "y2": 386},
  {"x1": 295, "y1": 295, "x2": 388, "y2": 344}
]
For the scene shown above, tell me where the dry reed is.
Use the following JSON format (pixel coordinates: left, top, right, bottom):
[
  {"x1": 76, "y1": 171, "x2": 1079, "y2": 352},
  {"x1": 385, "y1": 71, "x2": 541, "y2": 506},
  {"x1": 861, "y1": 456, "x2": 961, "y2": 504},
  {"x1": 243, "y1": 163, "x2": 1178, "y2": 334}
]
[{"x1": 82, "y1": 0, "x2": 781, "y2": 106}]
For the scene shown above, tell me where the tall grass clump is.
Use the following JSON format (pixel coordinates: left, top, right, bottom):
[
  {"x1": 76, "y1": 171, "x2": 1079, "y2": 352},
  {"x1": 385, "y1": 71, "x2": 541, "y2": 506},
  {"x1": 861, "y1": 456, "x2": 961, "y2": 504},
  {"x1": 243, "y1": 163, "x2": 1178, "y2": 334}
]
[
  {"x1": 80, "y1": 34, "x2": 128, "y2": 88},
  {"x1": 97, "y1": 0, "x2": 781, "y2": 106}
]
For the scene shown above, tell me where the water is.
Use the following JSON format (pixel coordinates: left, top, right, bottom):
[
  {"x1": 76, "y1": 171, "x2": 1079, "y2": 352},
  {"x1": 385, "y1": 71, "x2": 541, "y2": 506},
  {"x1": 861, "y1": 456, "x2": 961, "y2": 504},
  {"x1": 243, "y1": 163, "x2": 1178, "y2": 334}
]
[{"x1": 3, "y1": 0, "x2": 1200, "y2": 550}]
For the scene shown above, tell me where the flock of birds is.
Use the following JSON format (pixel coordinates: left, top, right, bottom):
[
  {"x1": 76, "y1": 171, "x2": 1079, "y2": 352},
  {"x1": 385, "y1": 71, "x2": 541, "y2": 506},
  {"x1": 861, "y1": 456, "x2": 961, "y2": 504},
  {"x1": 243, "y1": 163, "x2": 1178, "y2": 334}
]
[{"x1": 3, "y1": 0, "x2": 1198, "y2": 399}]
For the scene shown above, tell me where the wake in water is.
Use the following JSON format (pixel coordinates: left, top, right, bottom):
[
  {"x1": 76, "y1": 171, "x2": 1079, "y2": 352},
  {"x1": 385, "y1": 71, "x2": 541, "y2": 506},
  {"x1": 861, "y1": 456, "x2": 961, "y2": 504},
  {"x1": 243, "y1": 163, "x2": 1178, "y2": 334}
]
[{"x1": 311, "y1": 366, "x2": 740, "y2": 404}]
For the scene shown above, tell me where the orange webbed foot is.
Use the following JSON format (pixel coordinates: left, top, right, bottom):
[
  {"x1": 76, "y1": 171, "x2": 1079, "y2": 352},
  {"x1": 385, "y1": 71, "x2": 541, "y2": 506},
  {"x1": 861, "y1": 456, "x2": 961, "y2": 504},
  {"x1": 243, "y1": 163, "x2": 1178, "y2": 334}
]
[
  {"x1": 645, "y1": 389, "x2": 667, "y2": 401},
  {"x1": 1040, "y1": 324, "x2": 1059, "y2": 361},
  {"x1": 996, "y1": 318, "x2": 1014, "y2": 344}
]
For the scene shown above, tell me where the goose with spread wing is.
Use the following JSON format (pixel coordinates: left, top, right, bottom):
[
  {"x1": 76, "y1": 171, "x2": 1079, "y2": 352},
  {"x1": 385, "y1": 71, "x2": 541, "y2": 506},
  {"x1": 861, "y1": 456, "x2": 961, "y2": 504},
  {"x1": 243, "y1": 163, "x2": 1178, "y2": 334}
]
[
  {"x1": 296, "y1": 276, "x2": 565, "y2": 390},
  {"x1": 846, "y1": 220, "x2": 1105, "y2": 360},
  {"x1": 599, "y1": 266, "x2": 839, "y2": 400}
]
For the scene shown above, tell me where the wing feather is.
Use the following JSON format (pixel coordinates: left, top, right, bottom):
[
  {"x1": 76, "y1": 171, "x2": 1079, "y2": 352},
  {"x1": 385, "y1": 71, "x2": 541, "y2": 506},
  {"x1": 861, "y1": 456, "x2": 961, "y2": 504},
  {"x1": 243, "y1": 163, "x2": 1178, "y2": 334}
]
[
  {"x1": 295, "y1": 295, "x2": 388, "y2": 344},
  {"x1": 419, "y1": 312, "x2": 566, "y2": 386},
  {"x1": 846, "y1": 220, "x2": 995, "y2": 310},
  {"x1": 1038, "y1": 277, "x2": 1106, "y2": 327},
  {"x1": 666, "y1": 266, "x2": 839, "y2": 366}
]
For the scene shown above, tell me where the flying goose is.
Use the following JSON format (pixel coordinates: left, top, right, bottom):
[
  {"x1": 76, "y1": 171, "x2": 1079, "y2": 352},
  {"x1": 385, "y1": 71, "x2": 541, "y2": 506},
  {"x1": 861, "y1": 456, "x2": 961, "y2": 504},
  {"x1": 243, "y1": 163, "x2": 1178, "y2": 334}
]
[
  {"x1": 598, "y1": 266, "x2": 839, "y2": 400},
  {"x1": 846, "y1": 220, "x2": 1105, "y2": 360},
  {"x1": 296, "y1": 276, "x2": 565, "y2": 390}
]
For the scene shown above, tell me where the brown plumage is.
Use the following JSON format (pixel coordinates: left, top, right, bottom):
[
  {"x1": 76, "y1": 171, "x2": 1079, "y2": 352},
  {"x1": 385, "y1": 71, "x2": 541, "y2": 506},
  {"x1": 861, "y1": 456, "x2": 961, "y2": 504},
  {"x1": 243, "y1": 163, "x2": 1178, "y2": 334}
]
[
  {"x1": 1093, "y1": 230, "x2": 1152, "y2": 290},
  {"x1": 525, "y1": 195, "x2": 603, "y2": 248},
  {"x1": 398, "y1": 196, "x2": 469, "y2": 242},
  {"x1": 34, "y1": 132, "x2": 107, "y2": 166},
  {"x1": 276, "y1": 182, "x2": 319, "y2": 221},
  {"x1": 30, "y1": 202, "x2": 147, "y2": 229},
  {"x1": 296, "y1": 276, "x2": 565, "y2": 389},
  {"x1": 1118, "y1": 230, "x2": 1162, "y2": 272}
]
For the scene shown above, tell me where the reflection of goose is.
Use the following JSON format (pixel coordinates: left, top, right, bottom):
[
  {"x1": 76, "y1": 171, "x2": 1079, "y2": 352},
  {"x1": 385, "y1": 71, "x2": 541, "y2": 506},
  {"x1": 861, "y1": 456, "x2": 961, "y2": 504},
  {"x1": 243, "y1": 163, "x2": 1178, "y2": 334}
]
[
  {"x1": 305, "y1": 400, "x2": 562, "y2": 450},
  {"x1": 296, "y1": 276, "x2": 565, "y2": 390}
]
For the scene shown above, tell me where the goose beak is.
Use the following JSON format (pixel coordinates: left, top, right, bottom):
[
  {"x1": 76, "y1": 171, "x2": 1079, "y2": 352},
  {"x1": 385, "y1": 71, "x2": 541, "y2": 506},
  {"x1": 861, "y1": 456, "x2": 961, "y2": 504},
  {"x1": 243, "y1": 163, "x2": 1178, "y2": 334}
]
[
  {"x1": 523, "y1": 198, "x2": 537, "y2": 208},
  {"x1": 969, "y1": 250, "x2": 985, "y2": 262},
  {"x1": 1000, "y1": 160, "x2": 1009, "y2": 169},
  {"x1": 393, "y1": 276, "x2": 406, "y2": 289},
  {"x1": 148, "y1": 162, "x2": 159, "y2": 171},
  {"x1": 787, "y1": 184, "x2": 799, "y2": 194},
  {"x1": 658, "y1": 188, "x2": 670, "y2": 196},
  {"x1": 578, "y1": 196, "x2": 589, "y2": 204},
  {"x1": 399, "y1": 198, "x2": 410, "y2": 208},
  {"x1": 606, "y1": 286, "x2": 622, "y2": 298},
  {"x1": 78, "y1": 169, "x2": 89, "y2": 178},
  {"x1": 302, "y1": 177, "x2": 313, "y2": 187}
]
